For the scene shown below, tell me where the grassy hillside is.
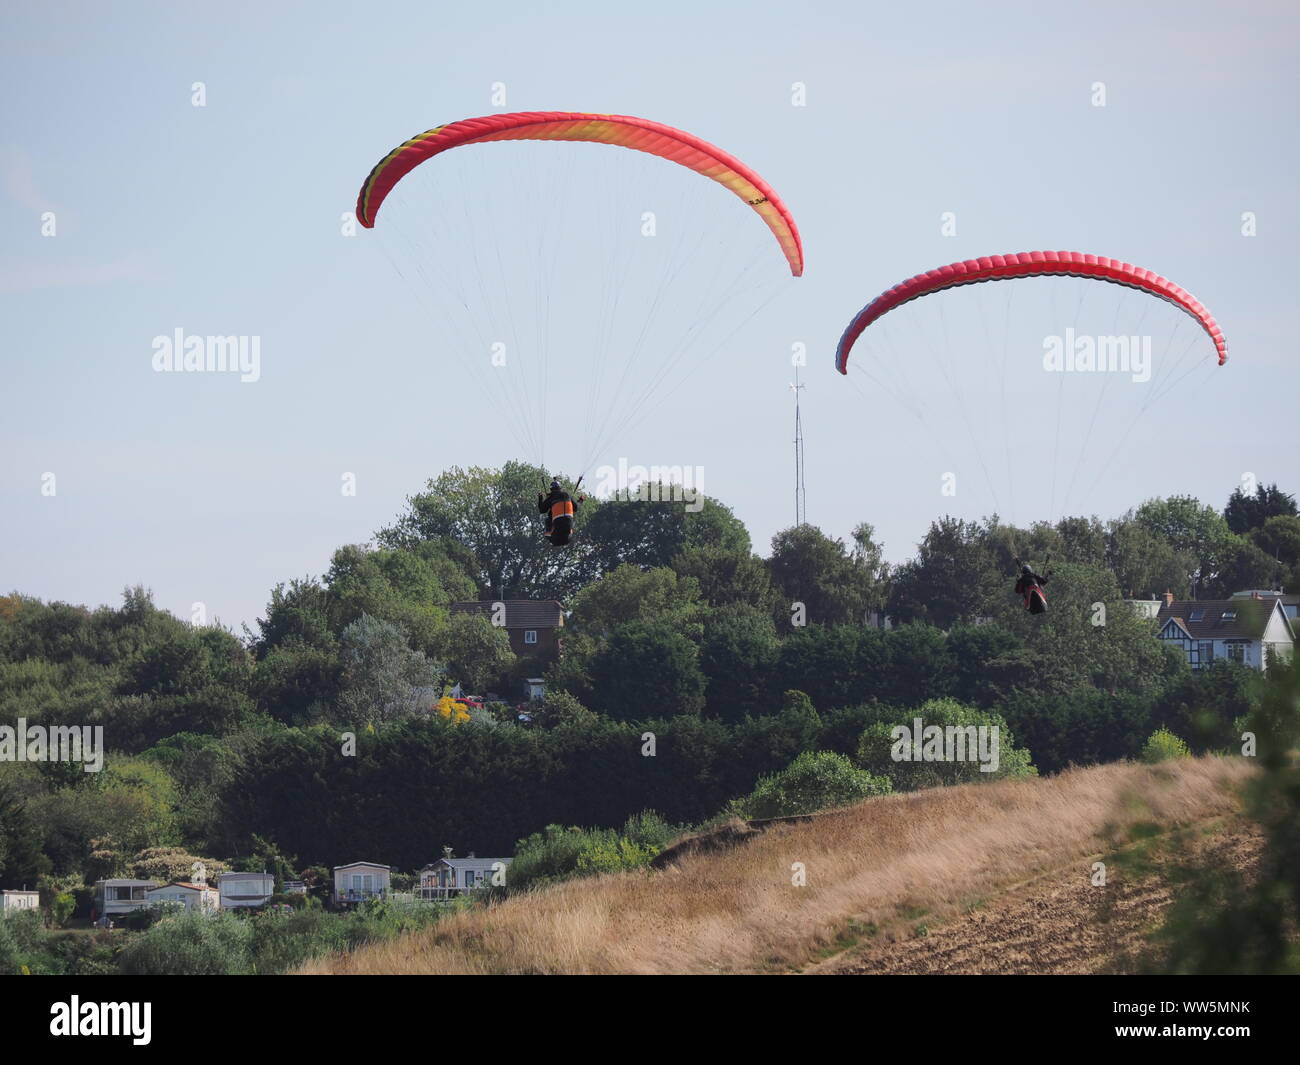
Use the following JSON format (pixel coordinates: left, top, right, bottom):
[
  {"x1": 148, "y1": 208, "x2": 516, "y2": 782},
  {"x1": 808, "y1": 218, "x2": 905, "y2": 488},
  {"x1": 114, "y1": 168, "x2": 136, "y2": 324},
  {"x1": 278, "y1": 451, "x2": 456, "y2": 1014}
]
[{"x1": 299, "y1": 756, "x2": 1255, "y2": 975}]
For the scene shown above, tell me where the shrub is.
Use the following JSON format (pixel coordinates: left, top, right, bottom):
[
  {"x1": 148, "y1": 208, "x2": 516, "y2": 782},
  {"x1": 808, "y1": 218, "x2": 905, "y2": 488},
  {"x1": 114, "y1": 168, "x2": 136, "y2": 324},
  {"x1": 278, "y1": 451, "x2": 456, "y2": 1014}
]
[
  {"x1": 1142, "y1": 727, "x2": 1191, "y2": 764},
  {"x1": 737, "y1": 750, "x2": 891, "y2": 820},
  {"x1": 508, "y1": 811, "x2": 678, "y2": 890},
  {"x1": 117, "y1": 911, "x2": 253, "y2": 975},
  {"x1": 855, "y1": 698, "x2": 1037, "y2": 790},
  {"x1": 0, "y1": 910, "x2": 61, "y2": 975}
]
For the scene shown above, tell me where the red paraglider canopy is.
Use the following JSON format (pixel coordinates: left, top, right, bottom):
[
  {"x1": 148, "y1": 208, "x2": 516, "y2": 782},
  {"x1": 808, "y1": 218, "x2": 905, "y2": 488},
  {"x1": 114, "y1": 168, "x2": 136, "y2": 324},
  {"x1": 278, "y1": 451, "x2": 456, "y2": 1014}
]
[
  {"x1": 356, "y1": 111, "x2": 804, "y2": 277},
  {"x1": 835, "y1": 251, "x2": 1226, "y2": 372}
]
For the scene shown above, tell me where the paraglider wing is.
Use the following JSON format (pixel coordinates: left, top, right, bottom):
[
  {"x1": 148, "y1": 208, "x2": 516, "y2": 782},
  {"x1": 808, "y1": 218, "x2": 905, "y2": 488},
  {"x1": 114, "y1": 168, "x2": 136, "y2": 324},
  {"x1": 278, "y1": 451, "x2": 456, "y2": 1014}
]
[
  {"x1": 834, "y1": 251, "x2": 1227, "y2": 372},
  {"x1": 355, "y1": 111, "x2": 804, "y2": 276}
]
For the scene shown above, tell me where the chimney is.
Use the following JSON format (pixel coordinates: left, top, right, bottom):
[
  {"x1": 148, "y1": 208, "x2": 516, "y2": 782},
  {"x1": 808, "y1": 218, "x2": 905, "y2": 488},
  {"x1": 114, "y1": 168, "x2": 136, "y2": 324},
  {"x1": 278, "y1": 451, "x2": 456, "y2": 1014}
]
[{"x1": 1163, "y1": 589, "x2": 1175, "y2": 609}]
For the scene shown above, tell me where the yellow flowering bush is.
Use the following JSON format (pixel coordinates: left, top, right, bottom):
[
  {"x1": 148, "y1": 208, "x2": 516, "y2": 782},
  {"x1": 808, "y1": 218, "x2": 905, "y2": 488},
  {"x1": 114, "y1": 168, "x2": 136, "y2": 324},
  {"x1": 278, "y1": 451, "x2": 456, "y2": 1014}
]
[{"x1": 435, "y1": 696, "x2": 471, "y2": 725}]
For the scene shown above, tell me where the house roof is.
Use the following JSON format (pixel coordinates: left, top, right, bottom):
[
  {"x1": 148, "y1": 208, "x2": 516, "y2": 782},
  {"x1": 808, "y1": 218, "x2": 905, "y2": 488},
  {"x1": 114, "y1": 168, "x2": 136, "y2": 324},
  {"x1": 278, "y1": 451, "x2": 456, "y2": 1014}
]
[
  {"x1": 333, "y1": 861, "x2": 391, "y2": 872},
  {"x1": 218, "y1": 871, "x2": 273, "y2": 881},
  {"x1": 450, "y1": 600, "x2": 564, "y2": 630},
  {"x1": 422, "y1": 858, "x2": 513, "y2": 872},
  {"x1": 1157, "y1": 597, "x2": 1284, "y2": 640},
  {"x1": 149, "y1": 882, "x2": 214, "y2": 893},
  {"x1": 1231, "y1": 589, "x2": 1298, "y2": 600}
]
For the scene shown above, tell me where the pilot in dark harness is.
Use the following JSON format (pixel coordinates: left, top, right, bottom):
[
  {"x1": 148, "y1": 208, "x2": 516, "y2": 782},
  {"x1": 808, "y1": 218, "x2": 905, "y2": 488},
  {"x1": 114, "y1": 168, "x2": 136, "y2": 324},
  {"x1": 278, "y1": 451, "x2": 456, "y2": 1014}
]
[
  {"x1": 1014, "y1": 562, "x2": 1052, "y2": 615},
  {"x1": 538, "y1": 478, "x2": 583, "y2": 546}
]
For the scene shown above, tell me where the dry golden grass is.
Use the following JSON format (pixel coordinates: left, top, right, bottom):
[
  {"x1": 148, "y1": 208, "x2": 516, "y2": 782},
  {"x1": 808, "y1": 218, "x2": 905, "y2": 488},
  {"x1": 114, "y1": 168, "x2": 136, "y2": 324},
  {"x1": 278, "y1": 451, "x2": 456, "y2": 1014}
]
[{"x1": 298, "y1": 756, "x2": 1254, "y2": 975}]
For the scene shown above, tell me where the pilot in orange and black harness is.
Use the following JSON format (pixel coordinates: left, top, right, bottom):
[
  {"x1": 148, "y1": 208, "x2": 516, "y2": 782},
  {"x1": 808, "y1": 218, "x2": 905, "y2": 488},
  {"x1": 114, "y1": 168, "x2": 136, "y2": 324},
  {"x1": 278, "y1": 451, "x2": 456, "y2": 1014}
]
[{"x1": 538, "y1": 478, "x2": 584, "y2": 546}]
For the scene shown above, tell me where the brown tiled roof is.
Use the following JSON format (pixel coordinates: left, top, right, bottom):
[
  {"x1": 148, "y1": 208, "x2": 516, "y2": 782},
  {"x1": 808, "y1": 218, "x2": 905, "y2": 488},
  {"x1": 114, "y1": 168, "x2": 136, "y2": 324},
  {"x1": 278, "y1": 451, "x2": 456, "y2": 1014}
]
[
  {"x1": 450, "y1": 600, "x2": 565, "y2": 630},
  {"x1": 1157, "y1": 598, "x2": 1279, "y2": 640}
]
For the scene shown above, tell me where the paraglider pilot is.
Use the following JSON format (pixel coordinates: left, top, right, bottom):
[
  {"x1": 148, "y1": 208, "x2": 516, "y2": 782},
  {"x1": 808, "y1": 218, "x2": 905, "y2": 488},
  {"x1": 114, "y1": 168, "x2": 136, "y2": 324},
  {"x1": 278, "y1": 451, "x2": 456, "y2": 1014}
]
[
  {"x1": 1013, "y1": 559, "x2": 1052, "y2": 615},
  {"x1": 538, "y1": 478, "x2": 583, "y2": 547}
]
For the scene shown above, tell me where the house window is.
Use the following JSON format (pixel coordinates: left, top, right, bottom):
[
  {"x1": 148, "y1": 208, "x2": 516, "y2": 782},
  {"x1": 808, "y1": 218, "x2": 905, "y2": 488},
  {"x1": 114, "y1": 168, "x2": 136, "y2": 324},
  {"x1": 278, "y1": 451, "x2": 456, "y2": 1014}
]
[
  {"x1": 1226, "y1": 642, "x2": 1246, "y2": 662},
  {"x1": 464, "y1": 871, "x2": 475, "y2": 888},
  {"x1": 1221, "y1": 611, "x2": 1237, "y2": 621},
  {"x1": 1189, "y1": 609, "x2": 1205, "y2": 622},
  {"x1": 1198, "y1": 642, "x2": 1213, "y2": 667},
  {"x1": 524, "y1": 630, "x2": 538, "y2": 645}
]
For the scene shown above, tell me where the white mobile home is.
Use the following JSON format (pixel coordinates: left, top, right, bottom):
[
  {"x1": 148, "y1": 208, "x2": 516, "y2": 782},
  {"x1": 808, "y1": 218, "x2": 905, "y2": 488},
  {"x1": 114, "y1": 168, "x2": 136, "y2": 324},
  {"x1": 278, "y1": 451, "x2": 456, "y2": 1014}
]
[
  {"x1": 333, "y1": 862, "x2": 390, "y2": 906},
  {"x1": 94, "y1": 879, "x2": 160, "y2": 926},
  {"x1": 217, "y1": 871, "x2": 275, "y2": 910},
  {"x1": 416, "y1": 857, "x2": 511, "y2": 900},
  {"x1": 1, "y1": 889, "x2": 39, "y2": 913},
  {"x1": 146, "y1": 881, "x2": 219, "y2": 914}
]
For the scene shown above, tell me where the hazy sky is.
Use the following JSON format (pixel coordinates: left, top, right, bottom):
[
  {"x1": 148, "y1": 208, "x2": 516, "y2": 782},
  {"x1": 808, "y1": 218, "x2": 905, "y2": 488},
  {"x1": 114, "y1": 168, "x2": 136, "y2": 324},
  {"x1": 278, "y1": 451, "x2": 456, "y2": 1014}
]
[{"x1": 2, "y1": 0, "x2": 1296, "y2": 632}]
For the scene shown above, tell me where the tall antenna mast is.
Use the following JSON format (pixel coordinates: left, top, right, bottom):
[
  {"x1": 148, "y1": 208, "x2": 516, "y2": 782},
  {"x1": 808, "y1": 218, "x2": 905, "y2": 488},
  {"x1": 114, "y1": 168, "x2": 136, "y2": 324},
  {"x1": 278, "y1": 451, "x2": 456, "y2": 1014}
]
[{"x1": 790, "y1": 366, "x2": 806, "y2": 527}]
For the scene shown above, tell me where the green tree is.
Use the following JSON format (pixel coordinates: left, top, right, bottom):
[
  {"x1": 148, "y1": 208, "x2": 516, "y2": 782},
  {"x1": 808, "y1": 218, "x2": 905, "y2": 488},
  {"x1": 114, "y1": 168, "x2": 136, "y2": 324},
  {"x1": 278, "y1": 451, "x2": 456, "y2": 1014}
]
[
  {"x1": 774, "y1": 625, "x2": 884, "y2": 711},
  {"x1": 1106, "y1": 514, "x2": 1193, "y2": 598},
  {"x1": 1053, "y1": 515, "x2": 1109, "y2": 567},
  {"x1": 565, "y1": 564, "x2": 704, "y2": 642},
  {"x1": 672, "y1": 543, "x2": 773, "y2": 609},
  {"x1": 699, "y1": 603, "x2": 779, "y2": 721},
  {"x1": 886, "y1": 517, "x2": 1001, "y2": 628},
  {"x1": 1134, "y1": 495, "x2": 1231, "y2": 594},
  {"x1": 0, "y1": 776, "x2": 49, "y2": 885},
  {"x1": 1224, "y1": 481, "x2": 1297, "y2": 535},
  {"x1": 378, "y1": 462, "x2": 594, "y2": 600},
  {"x1": 588, "y1": 620, "x2": 706, "y2": 721},
  {"x1": 768, "y1": 523, "x2": 889, "y2": 630},
  {"x1": 250, "y1": 640, "x2": 343, "y2": 725},
  {"x1": 336, "y1": 615, "x2": 441, "y2": 725},
  {"x1": 441, "y1": 611, "x2": 516, "y2": 693},
  {"x1": 855, "y1": 698, "x2": 1036, "y2": 789},
  {"x1": 997, "y1": 562, "x2": 1184, "y2": 698},
  {"x1": 324, "y1": 541, "x2": 472, "y2": 654},
  {"x1": 247, "y1": 577, "x2": 335, "y2": 655},
  {"x1": 1252, "y1": 514, "x2": 1300, "y2": 575},
  {"x1": 1205, "y1": 534, "x2": 1282, "y2": 598},
  {"x1": 737, "y1": 750, "x2": 891, "y2": 819}
]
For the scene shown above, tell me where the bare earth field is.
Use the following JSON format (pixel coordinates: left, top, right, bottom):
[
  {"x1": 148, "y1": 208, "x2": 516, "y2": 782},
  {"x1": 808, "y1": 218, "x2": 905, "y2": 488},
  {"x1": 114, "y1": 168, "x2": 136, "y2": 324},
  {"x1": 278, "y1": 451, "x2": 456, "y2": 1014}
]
[
  {"x1": 299, "y1": 756, "x2": 1257, "y2": 975},
  {"x1": 810, "y1": 824, "x2": 1263, "y2": 974}
]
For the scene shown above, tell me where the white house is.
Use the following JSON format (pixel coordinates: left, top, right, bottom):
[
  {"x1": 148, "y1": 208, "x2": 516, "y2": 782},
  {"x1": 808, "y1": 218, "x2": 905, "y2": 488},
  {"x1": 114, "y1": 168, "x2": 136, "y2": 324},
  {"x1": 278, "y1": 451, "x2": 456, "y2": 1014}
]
[
  {"x1": 1156, "y1": 593, "x2": 1296, "y2": 670},
  {"x1": 1232, "y1": 589, "x2": 1300, "y2": 621},
  {"x1": 217, "y1": 871, "x2": 275, "y2": 910},
  {"x1": 1, "y1": 889, "x2": 39, "y2": 913},
  {"x1": 333, "y1": 862, "x2": 390, "y2": 906},
  {"x1": 1124, "y1": 597, "x2": 1163, "y2": 620},
  {"x1": 415, "y1": 856, "x2": 511, "y2": 901},
  {"x1": 146, "y1": 881, "x2": 218, "y2": 914},
  {"x1": 93, "y1": 879, "x2": 160, "y2": 926}
]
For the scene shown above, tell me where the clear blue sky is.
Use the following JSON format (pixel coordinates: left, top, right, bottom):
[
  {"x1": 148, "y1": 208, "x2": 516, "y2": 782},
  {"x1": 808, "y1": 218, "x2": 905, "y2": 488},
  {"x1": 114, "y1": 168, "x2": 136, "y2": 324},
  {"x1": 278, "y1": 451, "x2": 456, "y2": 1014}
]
[{"x1": 2, "y1": 0, "x2": 1296, "y2": 632}]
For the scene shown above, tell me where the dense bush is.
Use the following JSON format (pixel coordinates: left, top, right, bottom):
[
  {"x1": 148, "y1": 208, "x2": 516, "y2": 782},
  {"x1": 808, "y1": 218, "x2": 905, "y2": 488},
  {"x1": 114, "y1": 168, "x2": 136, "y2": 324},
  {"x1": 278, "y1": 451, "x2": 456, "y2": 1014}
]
[
  {"x1": 0, "y1": 911, "x2": 61, "y2": 975},
  {"x1": 855, "y1": 698, "x2": 1037, "y2": 790},
  {"x1": 117, "y1": 911, "x2": 253, "y2": 975},
  {"x1": 736, "y1": 751, "x2": 892, "y2": 819},
  {"x1": 1141, "y1": 728, "x2": 1191, "y2": 763},
  {"x1": 508, "y1": 812, "x2": 679, "y2": 890}
]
